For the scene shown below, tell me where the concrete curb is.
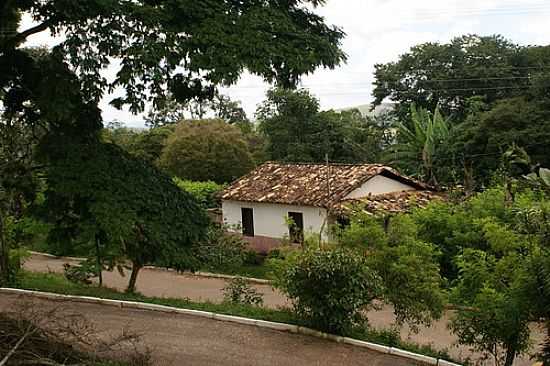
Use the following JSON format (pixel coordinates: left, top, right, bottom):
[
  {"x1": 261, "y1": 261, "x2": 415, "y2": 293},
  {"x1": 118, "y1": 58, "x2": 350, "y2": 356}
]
[
  {"x1": 29, "y1": 251, "x2": 271, "y2": 285},
  {"x1": 0, "y1": 288, "x2": 462, "y2": 366}
]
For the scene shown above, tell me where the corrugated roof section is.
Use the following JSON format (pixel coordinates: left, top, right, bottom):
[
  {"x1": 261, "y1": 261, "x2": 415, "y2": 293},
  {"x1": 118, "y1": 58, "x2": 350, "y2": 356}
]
[{"x1": 221, "y1": 162, "x2": 430, "y2": 208}]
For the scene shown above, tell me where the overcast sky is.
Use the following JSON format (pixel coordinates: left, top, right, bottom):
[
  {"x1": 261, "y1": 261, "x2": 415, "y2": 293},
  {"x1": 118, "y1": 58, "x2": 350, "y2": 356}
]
[{"x1": 22, "y1": 0, "x2": 550, "y2": 127}]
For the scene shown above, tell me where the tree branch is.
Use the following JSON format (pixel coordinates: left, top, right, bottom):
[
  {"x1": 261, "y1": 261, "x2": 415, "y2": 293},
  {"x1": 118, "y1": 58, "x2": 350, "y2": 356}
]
[
  {"x1": 12, "y1": 20, "x2": 54, "y2": 46},
  {"x1": 0, "y1": 326, "x2": 31, "y2": 366}
]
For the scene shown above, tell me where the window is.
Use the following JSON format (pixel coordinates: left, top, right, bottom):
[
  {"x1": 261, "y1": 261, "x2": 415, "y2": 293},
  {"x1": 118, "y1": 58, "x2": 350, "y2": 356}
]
[
  {"x1": 288, "y1": 212, "x2": 304, "y2": 243},
  {"x1": 241, "y1": 207, "x2": 254, "y2": 237},
  {"x1": 336, "y1": 215, "x2": 351, "y2": 229}
]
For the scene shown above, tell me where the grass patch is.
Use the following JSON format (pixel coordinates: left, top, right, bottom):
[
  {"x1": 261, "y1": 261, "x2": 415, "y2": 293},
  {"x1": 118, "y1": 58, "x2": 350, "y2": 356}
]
[
  {"x1": 18, "y1": 271, "x2": 296, "y2": 324},
  {"x1": 15, "y1": 271, "x2": 458, "y2": 363}
]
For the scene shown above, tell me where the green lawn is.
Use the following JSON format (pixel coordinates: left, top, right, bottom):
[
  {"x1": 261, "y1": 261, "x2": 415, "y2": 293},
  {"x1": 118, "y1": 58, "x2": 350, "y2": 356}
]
[
  {"x1": 17, "y1": 271, "x2": 295, "y2": 324},
  {"x1": 13, "y1": 271, "x2": 455, "y2": 363}
]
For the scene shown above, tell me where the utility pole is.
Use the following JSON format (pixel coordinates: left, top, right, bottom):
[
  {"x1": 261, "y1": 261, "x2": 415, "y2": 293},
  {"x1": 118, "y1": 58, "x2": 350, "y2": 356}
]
[{"x1": 319, "y1": 153, "x2": 332, "y2": 246}]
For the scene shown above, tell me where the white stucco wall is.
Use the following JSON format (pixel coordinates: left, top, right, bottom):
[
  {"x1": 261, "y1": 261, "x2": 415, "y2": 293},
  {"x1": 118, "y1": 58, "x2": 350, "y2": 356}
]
[
  {"x1": 345, "y1": 175, "x2": 415, "y2": 199},
  {"x1": 222, "y1": 200, "x2": 328, "y2": 240}
]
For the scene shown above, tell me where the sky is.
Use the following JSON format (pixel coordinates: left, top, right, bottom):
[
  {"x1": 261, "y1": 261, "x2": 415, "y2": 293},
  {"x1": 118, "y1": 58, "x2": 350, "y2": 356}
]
[{"x1": 21, "y1": 0, "x2": 550, "y2": 128}]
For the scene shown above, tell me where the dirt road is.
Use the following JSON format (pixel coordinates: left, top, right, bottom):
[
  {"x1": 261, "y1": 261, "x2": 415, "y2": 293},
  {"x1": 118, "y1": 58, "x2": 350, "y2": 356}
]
[
  {"x1": 0, "y1": 293, "x2": 413, "y2": 366},
  {"x1": 23, "y1": 253, "x2": 544, "y2": 365}
]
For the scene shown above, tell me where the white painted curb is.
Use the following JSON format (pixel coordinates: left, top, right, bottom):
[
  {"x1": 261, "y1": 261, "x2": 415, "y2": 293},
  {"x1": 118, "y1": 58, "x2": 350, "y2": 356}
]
[
  {"x1": 29, "y1": 251, "x2": 271, "y2": 285},
  {"x1": 0, "y1": 288, "x2": 461, "y2": 366}
]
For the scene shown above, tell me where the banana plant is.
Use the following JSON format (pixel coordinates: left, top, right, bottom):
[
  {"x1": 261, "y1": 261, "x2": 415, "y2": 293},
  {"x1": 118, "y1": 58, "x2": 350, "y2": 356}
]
[
  {"x1": 387, "y1": 104, "x2": 450, "y2": 186},
  {"x1": 525, "y1": 167, "x2": 550, "y2": 190}
]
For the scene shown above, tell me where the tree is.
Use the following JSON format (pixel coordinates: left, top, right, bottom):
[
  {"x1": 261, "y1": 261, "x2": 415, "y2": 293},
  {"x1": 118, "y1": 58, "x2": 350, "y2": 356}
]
[
  {"x1": 339, "y1": 214, "x2": 445, "y2": 329},
  {"x1": 386, "y1": 104, "x2": 451, "y2": 186},
  {"x1": 372, "y1": 35, "x2": 543, "y2": 120},
  {"x1": 0, "y1": 0, "x2": 346, "y2": 283},
  {"x1": 159, "y1": 119, "x2": 254, "y2": 184},
  {"x1": 145, "y1": 93, "x2": 250, "y2": 128},
  {"x1": 275, "y1": 247, "x2": 382, "y2": 334},
  {"x1": 41, "y1": 139, "x2": 209, "y2": 293},
  {"x1": 451, "y1": 246, "x2": 531, "y2": 366},
  {"x1": 257, "y1": 88, "x2": 383, "y2": 163},
  {"x1": 3, "y1": 1, "x2": 346, "y2": 113},
  {"x1": 412, "y1": 186, "x2": 550, "y2": 365},
  {"x1": 0, "y1": 113, "x2": 41, "y2": 285},
  {"x1": 457, "y1": 97, "x2": 550, "y2": 185}
]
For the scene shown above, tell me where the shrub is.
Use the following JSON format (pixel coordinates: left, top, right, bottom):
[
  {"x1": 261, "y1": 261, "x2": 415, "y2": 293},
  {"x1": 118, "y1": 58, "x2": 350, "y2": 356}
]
[
  {"x1": 194, "y1": 225, "x2": 247, "y2": 271},
  {"x1": 274, "y1": 247, "x2": 381, "y2": 334},
  {"x1": 243, "y1": 250, "x2": 264, "y2": 266},
  {"x1": 173, "y1": 178, "x2": 225, "y2": 209},
  {"x1": 63, "y1": 260, "x2": 100, "y2": 285},
  {"x1": 222, "y1": 277, "x2": 264, "y2": 306}
]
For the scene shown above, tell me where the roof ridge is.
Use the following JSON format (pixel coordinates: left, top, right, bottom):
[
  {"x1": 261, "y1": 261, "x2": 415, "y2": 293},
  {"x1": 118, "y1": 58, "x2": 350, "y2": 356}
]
[{"x1": 263, "y1": 161, "x2": 388, "y2": 168}]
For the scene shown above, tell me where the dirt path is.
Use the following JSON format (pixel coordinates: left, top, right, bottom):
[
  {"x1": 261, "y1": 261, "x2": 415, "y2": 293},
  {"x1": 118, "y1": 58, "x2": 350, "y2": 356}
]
[
  {"x1": 23, "y1": 253, "x2": 543, "y2": 365},
  {"x1": 0, "y1": 293, "x2": 413, "y2": 366}
]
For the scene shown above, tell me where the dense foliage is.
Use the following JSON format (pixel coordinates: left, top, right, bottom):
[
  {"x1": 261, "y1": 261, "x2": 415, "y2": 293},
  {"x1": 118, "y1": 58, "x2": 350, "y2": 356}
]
[
  {"x1": 173, "y1": 178, "x2": 225, "y2": 209},
  {"x1": 410, "y1": 187, "x2": 550, "y2": 365},
  {"x1": 257, "y1": 88, "x2": 384, "y2": 163},
  {"x1": 373, "y1": 35, "x2": 550, "y2": 120},
  {"x1": 338, "y1": 214, "x2": 445, "y2": 328},
  {"x1": 159, "y1": 119, "x2": 255, "y2": 183},
  {"x1": 373, "y1": 35, "x2": 550, "y2": 188},
  {"x1": 41, "y1": 139, "x2": 209, "y2": 292},
  {"x1": 276, "y1": 247, "x2": 382, "y2": 334},
  {"x1": 193, "y1": 225, "x2": 248, "y2": 273},
  {"x1": 0, "y1": 0, "x2": 346, "y2": 284}
]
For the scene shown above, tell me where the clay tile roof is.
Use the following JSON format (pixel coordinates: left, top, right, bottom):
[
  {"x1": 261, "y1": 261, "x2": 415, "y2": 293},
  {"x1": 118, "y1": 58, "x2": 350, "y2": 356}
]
[
  {"x1": 337, "y1": 190, "x2": 445, "y2": 215},
  {"x1": 221, "y1": 162, "x2": 431, "y2": 208}
]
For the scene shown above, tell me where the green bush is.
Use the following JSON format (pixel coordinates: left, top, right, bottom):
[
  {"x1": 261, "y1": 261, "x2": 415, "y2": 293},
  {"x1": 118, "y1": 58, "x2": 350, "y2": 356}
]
[
  {"x1": 243, "y1": 250, "x2": 264, "y2": 266},
  {"x1": 194, "y1": 225, "x2": 247, "y2": 271},
  {"x1": 173, "y1": 178, "x2": 225, "y2": 209},
  {"x1": 222, "y1": 277, "x2": 264, "y2": 306},
  {"x1": 63, "y1": 260, "x2": 100, "y2": 285},
  {"x1": 274, "y1": 247, "x2": 381, "y2": 334}
]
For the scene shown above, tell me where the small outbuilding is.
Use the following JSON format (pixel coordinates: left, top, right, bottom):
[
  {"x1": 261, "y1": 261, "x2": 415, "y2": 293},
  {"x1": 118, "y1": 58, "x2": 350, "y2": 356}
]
[{"x1": 220, "y1": 162, "x2": 441, "y2": 252}]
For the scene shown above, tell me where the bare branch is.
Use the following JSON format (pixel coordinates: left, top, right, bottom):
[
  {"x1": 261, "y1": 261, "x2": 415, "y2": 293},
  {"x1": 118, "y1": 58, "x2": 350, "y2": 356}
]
[{"x1": 0, "y1": 325, "x2": 33, "y2": 366}]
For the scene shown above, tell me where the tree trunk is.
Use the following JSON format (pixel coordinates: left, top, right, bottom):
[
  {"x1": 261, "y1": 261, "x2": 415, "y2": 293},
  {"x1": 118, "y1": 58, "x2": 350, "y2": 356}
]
[
  {"x1": 126, "y1": 261, "x2": 142, "y2": 293},
  {"x1": 0, "y1": 211, "x2": 10, "y2": 286},
  {"x1": 503, "y1": 346, "x2": 517, "y2": 366},
  {"x1": 95, "y1": 234, "x2": 103, "y2": 287}
]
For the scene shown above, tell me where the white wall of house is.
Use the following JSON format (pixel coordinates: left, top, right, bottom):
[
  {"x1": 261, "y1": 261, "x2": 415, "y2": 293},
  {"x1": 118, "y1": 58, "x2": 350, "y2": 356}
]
[
  {"x1": 345, "y1": 175, "x2": 415, "y2": 199},
  {"x1": 222, "y1": 200, "x2": 328, "y2": 240}
]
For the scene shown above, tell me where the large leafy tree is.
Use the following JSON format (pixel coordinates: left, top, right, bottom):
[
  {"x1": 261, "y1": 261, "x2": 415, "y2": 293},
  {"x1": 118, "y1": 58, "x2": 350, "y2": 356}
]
[
  {"x1": 456, "y1": 97, "x2": 550, "y2": 186},
  {"x1": 0, "y1": 114, "x2": 41, "y2": 284},
  {"x1": 2, "y1": 0, "x2": 346, "y2": 114},
  {"x1": 42, "y1": 138, "x2": 209, "y2": 293},
  {"x1": 372, "y1": 35, "x2": 547, "y2": 120},
  {"x1": 159, "y1": 119, "x2": 254, "y2": 184},
  {"x1": 257, "y1": 88, "x2": 383, "y2": 163},
  {"x1": 0, "y1": 1, "x2": 346, "y2": 283}
]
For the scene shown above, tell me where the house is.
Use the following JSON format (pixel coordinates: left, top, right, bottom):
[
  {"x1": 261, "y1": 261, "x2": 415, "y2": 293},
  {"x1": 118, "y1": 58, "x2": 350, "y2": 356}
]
[{"x1": 220, "y1": 162, "x2": 441, "y2": 252}]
